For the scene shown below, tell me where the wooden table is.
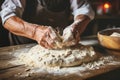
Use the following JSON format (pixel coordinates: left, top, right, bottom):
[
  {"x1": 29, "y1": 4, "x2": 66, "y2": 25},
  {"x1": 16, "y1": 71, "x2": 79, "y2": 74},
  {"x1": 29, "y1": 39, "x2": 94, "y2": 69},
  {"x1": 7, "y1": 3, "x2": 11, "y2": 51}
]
[{"x1": 0, "y1": 39, "x2": 120, "y2": 80}]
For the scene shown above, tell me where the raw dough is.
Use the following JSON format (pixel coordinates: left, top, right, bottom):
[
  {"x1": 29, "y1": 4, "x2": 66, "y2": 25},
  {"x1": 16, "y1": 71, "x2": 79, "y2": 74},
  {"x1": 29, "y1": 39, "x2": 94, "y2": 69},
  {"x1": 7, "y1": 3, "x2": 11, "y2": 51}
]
[
  {"x1": 110, "y1": 32, "x2": 120, "y2": 37},
  {"x1": 19, "y1": 45, "x2": 98, "y2": 68}
]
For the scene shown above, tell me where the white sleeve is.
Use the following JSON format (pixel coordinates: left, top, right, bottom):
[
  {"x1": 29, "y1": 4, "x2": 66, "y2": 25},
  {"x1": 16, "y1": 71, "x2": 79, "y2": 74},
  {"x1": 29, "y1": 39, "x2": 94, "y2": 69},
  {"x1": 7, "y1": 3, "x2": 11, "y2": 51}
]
[
  {"x1": 70, "y1": 0, "x2": 95, "y2": 20},
  {"x1": 0, "y1": 0, "x2": 25, "y2": 24}
]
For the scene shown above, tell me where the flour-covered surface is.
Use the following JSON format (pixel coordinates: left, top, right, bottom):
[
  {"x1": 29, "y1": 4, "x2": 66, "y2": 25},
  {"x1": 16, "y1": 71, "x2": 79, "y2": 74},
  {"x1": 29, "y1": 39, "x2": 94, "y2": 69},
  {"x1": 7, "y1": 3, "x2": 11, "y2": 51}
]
[
  {"x1": 0, "y1": 43, "x2": 120, "y2": 80},
  {"x1": 18, "y1": 45, "x2": 98, "y2": 68}
]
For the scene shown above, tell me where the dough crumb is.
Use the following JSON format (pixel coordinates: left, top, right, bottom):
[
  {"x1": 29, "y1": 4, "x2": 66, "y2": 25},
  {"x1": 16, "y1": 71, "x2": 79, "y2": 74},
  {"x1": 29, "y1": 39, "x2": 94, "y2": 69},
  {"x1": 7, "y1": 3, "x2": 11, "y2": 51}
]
[{"x1": 18, "y1": 45, "x2": 98, "y2": 68}]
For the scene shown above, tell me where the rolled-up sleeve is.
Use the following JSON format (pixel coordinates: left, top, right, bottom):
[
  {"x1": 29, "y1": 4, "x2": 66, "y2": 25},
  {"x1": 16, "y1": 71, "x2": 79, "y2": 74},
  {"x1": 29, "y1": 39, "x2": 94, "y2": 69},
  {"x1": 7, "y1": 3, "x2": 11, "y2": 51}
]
[
  {"x1": 0, "y1": 0, "x2": 25, "y2": 24},
  {"x1": 70, "y1": 0, "x2": 95, "y2": 20}
]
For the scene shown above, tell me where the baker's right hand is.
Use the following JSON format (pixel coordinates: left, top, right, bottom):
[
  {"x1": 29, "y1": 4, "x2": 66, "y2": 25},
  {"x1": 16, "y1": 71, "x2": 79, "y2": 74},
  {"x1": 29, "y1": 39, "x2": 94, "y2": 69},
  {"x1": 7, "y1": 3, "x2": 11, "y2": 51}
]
[{"x1": 33, "y1": 26, "x2": 62, "y2": 49}]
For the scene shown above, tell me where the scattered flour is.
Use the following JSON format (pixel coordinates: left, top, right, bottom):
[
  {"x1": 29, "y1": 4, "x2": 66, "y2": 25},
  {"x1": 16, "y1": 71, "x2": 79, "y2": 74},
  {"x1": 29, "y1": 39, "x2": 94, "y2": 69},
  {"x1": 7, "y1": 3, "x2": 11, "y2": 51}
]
[
  {"x1": 11, "y1": 44, "x2": 120, "y2": 79},
  {"x1": 16, "y1": 55, "x2": 119, "y2": 79}
]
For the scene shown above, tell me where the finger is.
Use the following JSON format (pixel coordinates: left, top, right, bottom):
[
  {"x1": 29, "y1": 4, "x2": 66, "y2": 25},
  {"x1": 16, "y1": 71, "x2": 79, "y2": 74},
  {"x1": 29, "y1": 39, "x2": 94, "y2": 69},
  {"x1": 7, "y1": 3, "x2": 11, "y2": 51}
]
[
  {"x1": 39, "y1": 39, "x2": 53, "y2": 49},
  {"x1": 42, "y1": 42, "x2": 52, "y2": 49},
  {"x1": 45, "y1": 34, "x2": 55, "y2": 48},
  {"x1": 75, "y1": 32, "x2": 80, "y2": 44},
  {"x1": 42, "y1": 30, "x2": 57, "y2": 49},
  {"x1": 46, "y1": 27, "x2": 57, "y2": 40},
  {"x1": 49, "y1": 30, "x2": 57, "y2": 40},
  {"x1": 47, "y1": 29, "x2": 62, "y2": 48}
]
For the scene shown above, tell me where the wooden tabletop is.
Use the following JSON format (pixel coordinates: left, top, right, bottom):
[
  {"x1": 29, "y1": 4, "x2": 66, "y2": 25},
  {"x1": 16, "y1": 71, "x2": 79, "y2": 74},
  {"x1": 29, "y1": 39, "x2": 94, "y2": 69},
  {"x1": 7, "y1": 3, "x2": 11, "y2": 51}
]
[{"x1": 0, "y1": 40, "x2": 120, "y2": 80}]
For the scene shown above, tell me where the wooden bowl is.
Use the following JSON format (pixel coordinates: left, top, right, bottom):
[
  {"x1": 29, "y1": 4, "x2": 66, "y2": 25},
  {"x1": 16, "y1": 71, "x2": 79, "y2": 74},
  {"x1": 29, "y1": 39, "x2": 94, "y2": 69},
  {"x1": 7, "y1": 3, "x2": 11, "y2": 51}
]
[{"x1": 97, "y1": 28, "x2": 120, "y2": 50}]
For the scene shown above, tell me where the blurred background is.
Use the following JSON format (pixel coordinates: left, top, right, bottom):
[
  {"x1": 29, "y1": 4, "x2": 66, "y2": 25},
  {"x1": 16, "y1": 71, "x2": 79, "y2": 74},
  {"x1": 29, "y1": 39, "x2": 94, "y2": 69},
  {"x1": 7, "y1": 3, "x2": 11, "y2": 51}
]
[
  {"x1": 0, "y1": 0, "x2": 120, "y2": 47},
  {"x1": 84, "y1": 0, "x2": 120, "y2": 36}
]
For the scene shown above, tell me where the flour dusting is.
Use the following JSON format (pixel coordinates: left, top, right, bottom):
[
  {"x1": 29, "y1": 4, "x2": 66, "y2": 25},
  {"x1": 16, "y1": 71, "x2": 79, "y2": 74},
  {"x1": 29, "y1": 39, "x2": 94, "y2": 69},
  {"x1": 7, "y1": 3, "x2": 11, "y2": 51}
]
[{"x1": 18, "y1": 45, "x2": 98, "y2": 68}]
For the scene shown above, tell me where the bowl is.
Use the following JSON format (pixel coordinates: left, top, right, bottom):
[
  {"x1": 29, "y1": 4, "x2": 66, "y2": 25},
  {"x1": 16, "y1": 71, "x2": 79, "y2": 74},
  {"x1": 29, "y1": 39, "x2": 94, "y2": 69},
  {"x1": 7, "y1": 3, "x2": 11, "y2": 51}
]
[{"x1": 97, "y1": 28, "x2": 120, "y2": 50}]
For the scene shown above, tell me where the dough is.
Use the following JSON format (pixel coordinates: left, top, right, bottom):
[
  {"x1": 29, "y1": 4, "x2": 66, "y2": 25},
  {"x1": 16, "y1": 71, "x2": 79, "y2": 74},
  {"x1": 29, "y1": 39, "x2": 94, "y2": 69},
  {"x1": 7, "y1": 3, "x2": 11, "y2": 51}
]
[
  {"x1": 19, "y1": 45, "x2": 98, "y2": 68},
  {"x1": 110, "y1": 32, "x2": 120, "y2": 37}
]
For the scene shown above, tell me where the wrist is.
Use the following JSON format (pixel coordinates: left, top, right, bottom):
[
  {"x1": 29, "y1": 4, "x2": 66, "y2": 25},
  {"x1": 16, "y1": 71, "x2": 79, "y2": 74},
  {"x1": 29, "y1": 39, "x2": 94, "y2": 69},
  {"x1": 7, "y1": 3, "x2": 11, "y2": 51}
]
[
  {"x1": 70, "y1": 19, "x2": 81, "y2": 32},
  {"x1": 32, "y1": 24, "x2": 39, "y2": 40},
  {"x1": 23, "y1": 21, "x2": 39, "y2": 40}
]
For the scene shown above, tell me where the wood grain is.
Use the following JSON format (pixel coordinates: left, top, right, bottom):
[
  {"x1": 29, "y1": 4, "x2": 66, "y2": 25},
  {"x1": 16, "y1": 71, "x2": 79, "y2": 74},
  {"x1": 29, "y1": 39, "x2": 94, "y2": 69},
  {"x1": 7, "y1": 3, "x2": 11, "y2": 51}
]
[{"x1": 0, "y1": 43, "x2": 120, "y2": 80}]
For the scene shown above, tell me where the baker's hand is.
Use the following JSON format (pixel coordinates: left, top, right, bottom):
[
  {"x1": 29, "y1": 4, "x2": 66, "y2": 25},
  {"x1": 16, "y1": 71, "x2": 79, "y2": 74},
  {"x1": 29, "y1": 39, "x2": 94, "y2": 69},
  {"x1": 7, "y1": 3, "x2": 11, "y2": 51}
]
[
  {"x1": 33, "y1": 26, "x2": 62, "y2": 49},
  {"x1": 62, "y1": 21, "x2": 81, "y2": 47}
]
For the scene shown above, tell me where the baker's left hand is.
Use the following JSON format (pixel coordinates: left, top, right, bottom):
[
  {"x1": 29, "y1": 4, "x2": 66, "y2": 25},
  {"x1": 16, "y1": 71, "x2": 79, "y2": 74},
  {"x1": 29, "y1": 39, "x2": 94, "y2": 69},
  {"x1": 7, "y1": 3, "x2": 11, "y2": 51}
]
[{"x1": 62, "y1": 20, "x2": 81, "y2": 47}]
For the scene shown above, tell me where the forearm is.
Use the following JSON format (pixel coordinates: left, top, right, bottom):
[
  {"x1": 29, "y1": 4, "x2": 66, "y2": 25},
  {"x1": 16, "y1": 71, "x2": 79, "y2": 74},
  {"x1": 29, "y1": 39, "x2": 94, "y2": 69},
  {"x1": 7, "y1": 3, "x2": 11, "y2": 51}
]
[
  {"x1": 72, "y1": 15, "x2": 91, "y2": 34},
  {"x1": 4, "y1": 16, "x2": 38, "y2": 40}
]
